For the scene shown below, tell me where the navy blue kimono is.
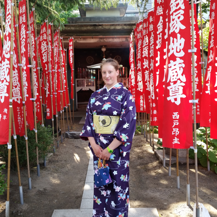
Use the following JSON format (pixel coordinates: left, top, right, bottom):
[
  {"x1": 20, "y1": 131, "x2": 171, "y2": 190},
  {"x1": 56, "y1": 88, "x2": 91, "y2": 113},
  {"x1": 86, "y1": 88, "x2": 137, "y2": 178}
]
[{"x1": 80, "y1": 83, "x2": 136, "y2": 217}]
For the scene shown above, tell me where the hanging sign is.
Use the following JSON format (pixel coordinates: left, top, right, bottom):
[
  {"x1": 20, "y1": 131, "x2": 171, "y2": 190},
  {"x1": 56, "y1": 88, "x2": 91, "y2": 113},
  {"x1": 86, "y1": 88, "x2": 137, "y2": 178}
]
[
  {"x1": 19, "y1": 0, "x2": 34, "y2": 130},
  {"x1": 69, "y1": 38, "x2": 74, "y2": 100},
  {"x1": 30, "y1": 11, "x2": 42, "y2": 121},
  {"x1": 0, "y1": 0, "x2": 12, "y2": 144},
  {"x1": 162, "y1": 0, "x2": 193, "y2": 149},
  {"x1": 200, "y1": 0, "x2": 215, "y2": 127}
]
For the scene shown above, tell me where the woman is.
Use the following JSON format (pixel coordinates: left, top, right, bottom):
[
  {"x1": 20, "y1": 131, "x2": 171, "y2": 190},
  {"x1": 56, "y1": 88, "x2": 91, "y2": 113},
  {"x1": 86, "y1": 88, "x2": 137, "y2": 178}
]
[{"x1": 80, "y1": 58, "x2": 136, "y2": 217}]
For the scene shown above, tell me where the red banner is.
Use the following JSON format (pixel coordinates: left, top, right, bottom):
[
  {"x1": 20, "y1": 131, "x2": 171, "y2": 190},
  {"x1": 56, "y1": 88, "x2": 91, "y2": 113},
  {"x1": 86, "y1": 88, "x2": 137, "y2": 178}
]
[
  {"x1": 13, "y1": 15, "x2": 25, "y2": 137},
  {"x1": 54, "y1": 31, "x2": 62, "y2": 112},
  {"x1": 39, "y1": 23, "x2": 52, "y2": 119},
  {"x1": 210, "y1": 3, "x2": 217, "y2": 138},
  {"x1": 63, "y1": 49, "x2": 70, "y2": 106},
  {"x1": 162, "y1": 0, "x2": 192, "y2": 149},
  {"x1": 129, "y1": 34, "x2": 136, "y2": 101},
  {"x1": 200, "y1": 0, "x2": 215, "y2": 127},
  {"x1": 69, "y1": 38, "x2": 74, "y2": 100},
  {"x1": 157, "y1": 2, "x2": 169, "y2": 138},
  {"x1": 148, "y1": 11, "x2": 158, "y2": 125},
  {"x1": 48, "y1": 24, "x2": 56, "y2": 115},
  {"x1": 19, "y1": 0, "x2": 34, "y2": 130},
  {"x1": 60, "y1": 39, "x2": 66, "y2": 108},
  {"x1": 153, "y1": 1, "x2": 164, "y2": 126},
  {"x1": 0, "y1": 0, "x2": 12, "y2": 144},
  {"x1": 190, "y1": 6, "x2": 202, "y2": 123},
  {"x1": 142, "y1": 18, "x2": 150, "y2": 114},
  {"x1": 30, "y1": 11, "x2": 42, "y2": 121}
]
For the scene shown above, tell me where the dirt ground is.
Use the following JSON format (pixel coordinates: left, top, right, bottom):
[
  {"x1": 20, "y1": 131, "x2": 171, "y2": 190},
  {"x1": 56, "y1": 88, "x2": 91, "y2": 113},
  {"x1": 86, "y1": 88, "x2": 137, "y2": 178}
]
[{"x1": 0, "y1": 127, "x2": 217, "y2": 217}]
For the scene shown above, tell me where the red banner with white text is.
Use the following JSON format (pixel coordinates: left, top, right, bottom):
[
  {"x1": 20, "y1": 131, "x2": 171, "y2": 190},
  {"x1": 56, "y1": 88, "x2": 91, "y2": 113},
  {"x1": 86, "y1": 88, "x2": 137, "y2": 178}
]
[
  {"x1": 0, "y1": 0, "x2": 12, "y2": 144},
  {"x1": 210, "y1": 2, "x2": 217, "y2": 138},
  {"x1": 13, "y1": 15, "x2": 25, "y2": 136},
  {"x1": 19, "y1": 0, "x2": 34, "y2": 130},
  {"x1": 162, "y1": 0, "x2": 192, "y2": 149},
  {"x1": 69, "y1": 38, "x2": 74, "y2": 100},
  {"x1": 30, "y1": 11, "x2": 42, "y2": 121},
  {"x1": 200, "y1": 0, "x2": 215, "y2": 127}
]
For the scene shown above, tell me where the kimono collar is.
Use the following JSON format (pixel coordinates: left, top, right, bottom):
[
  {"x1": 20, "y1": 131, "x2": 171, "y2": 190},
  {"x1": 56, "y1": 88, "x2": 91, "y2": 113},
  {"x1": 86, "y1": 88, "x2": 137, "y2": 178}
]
[{"x1": 103, "y1": 83, "x2": 123, "y2": 92}]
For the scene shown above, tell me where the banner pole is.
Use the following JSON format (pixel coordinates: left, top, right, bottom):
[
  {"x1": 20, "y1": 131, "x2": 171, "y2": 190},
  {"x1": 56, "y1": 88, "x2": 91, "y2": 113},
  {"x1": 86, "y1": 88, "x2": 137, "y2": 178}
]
[
  {"x1": 62, "y1": 42, "x2": 70, "y2": 132},
  {"x1": 5, "y1": 1, "x2": 14, "y2": 216},
  {"x1": 51, "y1": 26, "x2": 59, "y2": 147},
  {"x1": 191, "y1": 1, "x2": 200, "y2": 215},
  {"x1": 176, "y1": 149, "x2": 180, "y2": 189},
  {"x1": 14, "y1": 0, "x2": 32, "y2": 189},
  {"x1": 186, "y1": 148, "x2": 190, "y2": 205},
  {"x1": 26, "y1": 0, "x2": 40, "y2": 176},
  {"x1": 12, "y1": 113, "x2": 24, "y2": 204},
  {"x1": 199, "y1": 2, "x2": 210, "y2": 172},
  {"x1": 58, "y1": 31, "x2": 64, "y2": 142},
  {"x1": 0, "y1": 4, "x2": 4, "y2": 39},
  {"x1": 169, "y1": 148, "x2": 172, "y2": 176},
  {"x1": 66, "y1": 50, "x2": 73, "y2": 131}
]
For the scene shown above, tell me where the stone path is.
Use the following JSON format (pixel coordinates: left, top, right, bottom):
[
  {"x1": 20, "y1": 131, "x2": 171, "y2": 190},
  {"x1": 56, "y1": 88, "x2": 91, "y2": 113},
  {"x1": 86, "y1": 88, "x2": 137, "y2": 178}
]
[{"x1": 52, "y1": 154, "x2": 159, "y2": 217}]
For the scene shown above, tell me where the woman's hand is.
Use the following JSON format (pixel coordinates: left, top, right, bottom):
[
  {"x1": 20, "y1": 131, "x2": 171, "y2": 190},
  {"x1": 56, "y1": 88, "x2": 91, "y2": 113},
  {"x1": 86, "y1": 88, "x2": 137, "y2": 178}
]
[
  {"x1": 92, "y1": 143, "x2": 103, "y2": 158},
  {"x1": 100, "y1": 148, "x2": 111, "y2": 161}
]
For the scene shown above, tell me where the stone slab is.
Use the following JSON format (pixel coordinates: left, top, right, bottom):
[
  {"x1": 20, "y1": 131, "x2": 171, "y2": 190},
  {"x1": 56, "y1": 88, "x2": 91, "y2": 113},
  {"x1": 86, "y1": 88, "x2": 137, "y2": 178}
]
[
  {"x1": 79, "y1": 117, "x2": 85, "y2": 125},
  {"x1": 155, "y1": 149, "x2": 195, "y2": 165},
  {"x1": 52, "y1": 208, "x2": 159, "y2": 217}
]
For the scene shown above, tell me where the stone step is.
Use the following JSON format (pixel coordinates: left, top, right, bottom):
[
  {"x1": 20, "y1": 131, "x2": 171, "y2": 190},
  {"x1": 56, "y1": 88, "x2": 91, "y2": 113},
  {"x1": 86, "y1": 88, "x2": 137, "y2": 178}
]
[{"x1": 52, "y1": 208, "x2": 159, "y2": 217}]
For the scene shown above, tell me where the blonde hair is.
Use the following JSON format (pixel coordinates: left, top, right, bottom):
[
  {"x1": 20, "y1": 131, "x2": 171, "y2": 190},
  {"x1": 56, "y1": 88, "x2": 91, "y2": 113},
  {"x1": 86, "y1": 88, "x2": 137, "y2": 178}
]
[{"x1": 100, "y1": 58, "x2": 119, "y2": 71}]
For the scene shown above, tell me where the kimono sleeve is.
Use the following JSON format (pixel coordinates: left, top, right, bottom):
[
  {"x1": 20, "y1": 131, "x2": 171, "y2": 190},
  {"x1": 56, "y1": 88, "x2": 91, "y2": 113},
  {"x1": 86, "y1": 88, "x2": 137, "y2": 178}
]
[
  {"x1": 114, "y1": 92, "x2": 136, "y2": 151},
  {"x1": 80, "y1": 95, "x2": 96, "y2": 141}
]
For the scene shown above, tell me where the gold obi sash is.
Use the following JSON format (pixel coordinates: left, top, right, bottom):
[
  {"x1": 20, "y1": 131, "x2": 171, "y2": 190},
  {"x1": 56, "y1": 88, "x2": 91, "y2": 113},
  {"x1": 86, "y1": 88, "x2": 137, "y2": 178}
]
[{"x1": 93, "y1": 115, "x2": 120, "y2": 134}]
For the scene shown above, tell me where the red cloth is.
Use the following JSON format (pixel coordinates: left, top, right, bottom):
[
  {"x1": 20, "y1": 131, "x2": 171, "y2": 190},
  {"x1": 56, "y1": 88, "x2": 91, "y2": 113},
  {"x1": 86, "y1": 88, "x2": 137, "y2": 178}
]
[
  {"x1": 12, "y1": 15, "x2": 25, "y2": 137},
  {"x1": 30, "y1": 11, "x2": 42, "y2": 121},
  {"x1": 0, "y1": 0, "x2": 12, "y2": 144},
  {"x1": 200, "y1": 0, "x2": 216, "y2": 127},
  {"x1": 19, "y1": 0, "x2": 34, "y2": 130},
  {"x1": 210, "y1": 1, "x2": 217, "y2": 138},
  {"x1": 162, "y1": 0, "x2": 192, "y2": 149},
  {"x1": 69, "y1": 38, "x2": 74, "y2": 100},
  {"x1": 39, "y1": 23, "x2": 52, "y2": 119}
]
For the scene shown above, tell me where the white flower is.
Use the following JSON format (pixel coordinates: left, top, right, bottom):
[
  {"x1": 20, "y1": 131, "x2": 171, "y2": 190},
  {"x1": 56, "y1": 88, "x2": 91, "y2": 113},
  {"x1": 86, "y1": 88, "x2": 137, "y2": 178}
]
[
  {"x1": 87, "y1": 126, "x2": 91, "y2": 131},
  {"x1": 123, "y1": 123, "x2": 129, "y2": 128},
  {"x1": 103, "y1": 97, "x2": 108, "y2": 100},
  {"x1": 115, "y1": 186, "x2": 121, "y2": 192},
  {"x1": 95, "y1": 101, "x2": 102, "y2": 106},
  {"x1": 124, "y1": 101, "x2": 127, "y2": 106},
  {"x1": 113, "y1": 111, "x2": 118, "y2": 115},
  {"x1": 129, "y1": 106, "x2": 133, "y2": 110},
  {"x1": 107, "y1": 190, "x2": 111, "y2": 195},
  {"x1": 93, "y1": 209, "x2": 96, "y2": 215},
  {"x1": 113, "y1": 171, "x2": 117, "y2": 175},
  {"x1": 111, "y1": 201, "x2": 116, "y2": 207}
]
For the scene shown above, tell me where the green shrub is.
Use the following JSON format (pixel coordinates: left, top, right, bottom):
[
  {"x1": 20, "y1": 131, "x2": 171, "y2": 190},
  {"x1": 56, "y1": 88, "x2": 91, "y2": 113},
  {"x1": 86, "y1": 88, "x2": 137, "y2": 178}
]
[
  {"x1": 0, "y1": 123, "x2": 53, "y2": 169},
  {"x1": 0, "y1": 164, "x2": 7, "y2": 195}
]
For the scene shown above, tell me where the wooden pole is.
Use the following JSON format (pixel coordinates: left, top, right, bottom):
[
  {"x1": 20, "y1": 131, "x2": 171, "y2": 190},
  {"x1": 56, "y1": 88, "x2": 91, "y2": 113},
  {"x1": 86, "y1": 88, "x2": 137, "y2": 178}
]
[
  {"x1": 12, "y1": 113, "x2": 24, "y2": 204},
  {"x1": 47, "y1": 21, "x2": 54, "y2": 139},
  {"x1": 26, "y1": 0, "x2": 40, "y2": 176},
  {"x1": 33, "y1": 9, "x2": 44, "y2": 127},
  {"x1": 58, "y1": 31, "x2": 64, "y2": 142},
  {"x1": 176, "y1": 149, "x2": 180, "y2": 189},
  {"x1": 14, "y1": 0, "x2": 32, "y2": 189},
  {"x1": 62, "y1": 43, "x2": 70, "y2": 132},
  {"x1": 6, "y1": 2, "x2": 14, "y2": 216},
  {"x1": 186, "y1": 148, "x2": 190, "y2": 205},
  {"x1": 199, "y1": 2, "x2": 210, "y2": 171},
  {"x1": 64, "y1": 47, "x2": 73, "y2": 130},
  {"x1": 51, "y1": 24, "x2": 59, "y2": 147},
  {"x1": 191, "y1": 1, "x2": 200, "y2": 215},
  {"x1": 169, "y1": 148, "x2": 172, "y2": 176}
]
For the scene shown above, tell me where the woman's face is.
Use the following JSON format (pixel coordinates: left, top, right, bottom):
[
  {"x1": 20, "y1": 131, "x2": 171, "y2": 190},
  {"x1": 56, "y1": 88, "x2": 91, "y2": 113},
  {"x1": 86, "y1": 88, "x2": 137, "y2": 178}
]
[{"x1": 101, "y1": 63, "x2": 119, "y2": 89}]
